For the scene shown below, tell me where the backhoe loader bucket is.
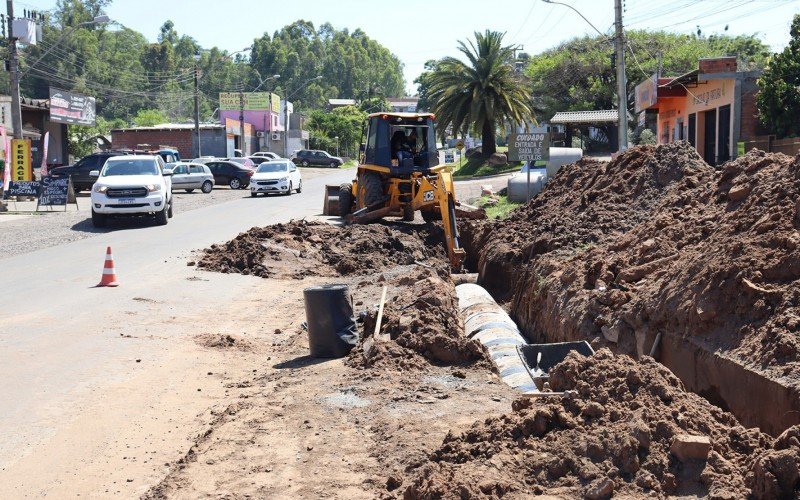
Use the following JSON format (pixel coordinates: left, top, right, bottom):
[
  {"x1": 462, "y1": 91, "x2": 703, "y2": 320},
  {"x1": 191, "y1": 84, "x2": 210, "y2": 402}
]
[
  {"x1": 322, "y1": 185, "x2": 340, "y2": 215},
  {"x1": 517, "y1": 341, "x2": 595, "y2": 390}
]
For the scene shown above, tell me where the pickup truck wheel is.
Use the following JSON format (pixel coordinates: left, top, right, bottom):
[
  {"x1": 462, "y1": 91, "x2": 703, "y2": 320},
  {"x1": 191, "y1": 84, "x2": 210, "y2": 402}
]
[
  {"x1": 185, "y1": 188, "x2": 194, "y2": 193},
  {"x1": 91, "y1": 209, "x2": 107, "y2": 228},
  {"x1": 229, "y1": 178, "x2": 241, "y2": 189},
  {"x1": 286, "y1": 182, "x2": 293, "y2": 196},
  {"x1": 155, "y1": 207, "x2": 169, "y2": 226},
  {"x1": 167, "y1": 198, "x2": 173, "y2": 218},
  {"x1": 201, "y1": 181, "x2": 213, "y2": 193},
  {"x1": 250, "y1": 192, "x2": 257, "y2": 197},
  {"x1": 296, "y1": 180, "x2": 302, "y2": 193}
]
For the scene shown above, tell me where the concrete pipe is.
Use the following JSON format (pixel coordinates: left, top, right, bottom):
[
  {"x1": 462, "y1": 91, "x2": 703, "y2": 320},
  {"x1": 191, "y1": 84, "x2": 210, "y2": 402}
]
[{"x1": 456, "y1": 283, "x2": 538, "y2": 393}]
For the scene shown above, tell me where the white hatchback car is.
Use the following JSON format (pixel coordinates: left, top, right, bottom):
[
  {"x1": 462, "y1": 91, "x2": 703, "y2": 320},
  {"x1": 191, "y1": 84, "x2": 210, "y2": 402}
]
[
  {"x1": 250, "y1": 160, "x2": 302, "y2": 196},
  {"x1": 90, "y1": 155, "x2": 173, "y2": 227}
]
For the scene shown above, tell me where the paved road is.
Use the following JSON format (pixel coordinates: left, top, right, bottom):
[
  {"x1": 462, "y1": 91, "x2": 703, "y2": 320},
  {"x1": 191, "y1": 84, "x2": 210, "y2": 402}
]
[{"x1": 0, "y1": 168, "x2": 353, "y2": 496}]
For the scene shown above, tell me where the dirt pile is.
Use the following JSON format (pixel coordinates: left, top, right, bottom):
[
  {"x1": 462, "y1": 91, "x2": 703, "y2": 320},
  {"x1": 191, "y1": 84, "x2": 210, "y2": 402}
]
[
  {"x1": 197, "y1": 220, "x2": 446, "y2": 278},
  {"x1": 347, "y1": 267, "x2": 492, "y2": 370},
  {"x1": 462, "y1": 142, "x2": 713, "y2": 299},
  {"x1": 402, "y1": 350, "x2": 800, "y2": 499}
]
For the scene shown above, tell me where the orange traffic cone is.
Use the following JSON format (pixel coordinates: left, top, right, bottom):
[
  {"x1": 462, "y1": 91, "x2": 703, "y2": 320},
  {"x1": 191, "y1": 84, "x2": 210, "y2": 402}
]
[{"x1": 97, "y1": 246, "x2": 119, "y2": 287}]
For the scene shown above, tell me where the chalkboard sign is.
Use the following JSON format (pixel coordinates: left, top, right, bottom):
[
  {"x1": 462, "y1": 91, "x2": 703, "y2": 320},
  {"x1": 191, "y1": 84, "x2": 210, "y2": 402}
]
[
  {"x1": 8, "y1": 181, "x2": 41, "y2": 197},
  {"x1": 39, "y1": 176, "x2": 71, "y2": 206}
]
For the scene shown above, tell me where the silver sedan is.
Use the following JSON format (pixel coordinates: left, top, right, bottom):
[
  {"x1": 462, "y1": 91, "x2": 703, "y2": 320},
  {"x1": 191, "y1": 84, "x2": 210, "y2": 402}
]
[{"x1": 168, "y1": 162, "x2": 215, "y2": 193}]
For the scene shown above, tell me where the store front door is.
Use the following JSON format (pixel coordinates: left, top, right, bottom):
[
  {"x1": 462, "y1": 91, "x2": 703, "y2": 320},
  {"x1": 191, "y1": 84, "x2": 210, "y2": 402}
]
[
  {"x1": 718, "y1": 105, "x2": 731, "y2": 164},
  {"x1": 703, "y1": 109, "x2": 717, "y2": 165}
]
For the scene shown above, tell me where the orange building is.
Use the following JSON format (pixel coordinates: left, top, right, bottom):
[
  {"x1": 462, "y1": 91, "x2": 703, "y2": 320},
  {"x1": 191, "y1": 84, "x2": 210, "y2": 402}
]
[{"x1": 636, "y1": 57, "x2": 763, "y2": 165}]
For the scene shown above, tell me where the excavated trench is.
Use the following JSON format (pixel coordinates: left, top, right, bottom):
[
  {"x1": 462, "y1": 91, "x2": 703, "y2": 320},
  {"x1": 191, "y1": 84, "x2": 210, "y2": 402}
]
[{"x1": 459, "y1": 143, "x2": 800, "y2": 437}]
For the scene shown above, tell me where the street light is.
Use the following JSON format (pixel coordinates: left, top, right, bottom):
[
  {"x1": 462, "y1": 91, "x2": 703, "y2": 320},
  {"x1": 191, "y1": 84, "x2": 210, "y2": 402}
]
[
  {"x1": 238, "y1": 72, "x2": 279, "y2": 156},
  {"x1": 283, "y1": 76, "x2": 323, "y2": 157}
]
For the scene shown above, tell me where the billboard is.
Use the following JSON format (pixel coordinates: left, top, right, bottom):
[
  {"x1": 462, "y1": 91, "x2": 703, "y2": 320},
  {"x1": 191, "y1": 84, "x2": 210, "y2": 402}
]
[
  {"x1": 635, "y1": 74, "x2": 658, "y2": 113},
  {"x1": 49, "y1": 88, "x2": 96, "y2": 126},
  {"x1": 219, "y1": 92, "x2": 280, "y2": 111}
]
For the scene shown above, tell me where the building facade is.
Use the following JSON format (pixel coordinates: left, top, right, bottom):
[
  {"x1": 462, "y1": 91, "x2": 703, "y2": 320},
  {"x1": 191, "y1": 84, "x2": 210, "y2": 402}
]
[
  {"x1": 111, "y1": 124, "x2": 229, "y2": 159},
  {"x1": 636, "y1": 57, "x2": 762, "y2": 165}
]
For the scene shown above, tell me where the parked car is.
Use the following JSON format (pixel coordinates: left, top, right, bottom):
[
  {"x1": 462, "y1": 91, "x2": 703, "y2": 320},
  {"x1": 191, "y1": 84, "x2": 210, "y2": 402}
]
[
  {"x1": 292, "y1": 149, "x2": 343, "y2": 168},
  {"x1": 168, "y1": 162, "x2": 215, "y2": 193},
  {"x1": 246, "y1": 156, "x2": 270, "y2": 165},
  {"x1": 51, "y1": 151, "x2": 131, "y2": 192},
  {"x1": 253, "y1": 151, "x2": 281, "y2": 160},
  {"x1": 89, "y1": 155, "x2": 173, "y2": 227},
  {"x1": 250, "y1": 160, "x2": 302, "y2": 197},
  {"x1": 225, "y1": 157, "x2": 256, "y2": 168},
  {"x1": 205, "y1": 160, "x2": 254, "y2": 189}
]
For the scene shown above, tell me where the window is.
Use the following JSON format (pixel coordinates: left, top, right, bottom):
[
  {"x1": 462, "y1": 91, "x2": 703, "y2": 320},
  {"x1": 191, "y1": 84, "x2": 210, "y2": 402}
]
[
  {"x1": 189, "y1": 166, "x2": 203, "y2": 174},
  {"x1": 103, "y1": 159, "x2": 159, "y2": 176},
  {"x1": 173, "y1": 165, "x2": 188, "y2": 174}
]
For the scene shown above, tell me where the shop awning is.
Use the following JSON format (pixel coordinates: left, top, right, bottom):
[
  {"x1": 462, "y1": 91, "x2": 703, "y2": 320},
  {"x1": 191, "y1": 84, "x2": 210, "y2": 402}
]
[{"x1": 551, "y1": 110, "x2": 629, "y2": 125}]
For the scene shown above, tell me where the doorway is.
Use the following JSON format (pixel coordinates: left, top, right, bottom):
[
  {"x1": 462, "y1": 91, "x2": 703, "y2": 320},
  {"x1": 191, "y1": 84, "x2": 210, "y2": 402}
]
[
  {"x1": 688, "y1": 113, "x2": 696, "y2": 147},
  {"x1": 703, "y1": 109, "x2": 716, "y2": 165},
  {"x1": 718, "y1": 105, "x2": 731, "y2": 164}
]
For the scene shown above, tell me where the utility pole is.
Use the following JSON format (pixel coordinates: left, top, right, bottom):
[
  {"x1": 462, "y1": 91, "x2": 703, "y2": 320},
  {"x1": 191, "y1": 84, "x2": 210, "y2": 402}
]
[
  {"x1": 614, "y1": 0, "x2": 629, "y2": 151},
  {"x1": 7, "y1": 0, "x2": 22, "y2": 140},
  {"x1": 283, "y1": 100, "x2": 289, "y2": 158},
  {"x1": 193, "y1": 54, "x2": 201, "y2": 157},
  {"x1": 239, "y1": 87, "x2": 245, "y2": 156}
]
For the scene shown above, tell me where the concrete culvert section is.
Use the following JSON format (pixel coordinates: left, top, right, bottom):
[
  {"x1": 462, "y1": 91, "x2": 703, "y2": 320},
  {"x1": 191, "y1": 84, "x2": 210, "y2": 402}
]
[{"x1": 462, "y1": 143, "x2": 800, "y2": 436}]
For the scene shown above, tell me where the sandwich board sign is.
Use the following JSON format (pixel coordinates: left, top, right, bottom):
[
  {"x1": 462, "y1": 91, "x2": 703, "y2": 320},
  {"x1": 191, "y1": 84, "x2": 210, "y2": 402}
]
[{"x1": 37, "y1": 176, "x2": 77, "y2": 211}]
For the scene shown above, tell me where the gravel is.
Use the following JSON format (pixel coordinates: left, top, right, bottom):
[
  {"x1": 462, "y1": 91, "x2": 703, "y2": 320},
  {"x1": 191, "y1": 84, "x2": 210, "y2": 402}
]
[{"x1": 0, "y1": 167, "x2": 339, "y2": 259}]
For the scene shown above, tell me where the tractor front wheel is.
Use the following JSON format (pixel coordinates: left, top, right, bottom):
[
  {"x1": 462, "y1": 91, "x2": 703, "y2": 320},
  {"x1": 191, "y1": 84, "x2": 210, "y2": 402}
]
[
  {"x1": 338, "y1": 183, "x2": 354, "y2": 216},
  {"x1": 360, "y1": 171, "x2": 384, "y2": 210}
]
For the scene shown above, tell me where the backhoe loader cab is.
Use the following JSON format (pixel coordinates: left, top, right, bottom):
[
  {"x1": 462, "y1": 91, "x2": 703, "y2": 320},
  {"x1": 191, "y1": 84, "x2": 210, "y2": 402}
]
[{"x1": 335, "y1": 112, "x2": 467, "y2": 269}]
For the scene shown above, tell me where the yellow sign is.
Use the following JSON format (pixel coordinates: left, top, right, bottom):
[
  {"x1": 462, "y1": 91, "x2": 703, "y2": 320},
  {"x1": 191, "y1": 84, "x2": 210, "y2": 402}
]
[
  {"x1": 11, "y1": 139, "x2": 31, "y2": 181},
  {"x1": 219, "y1": 92, "x2": 281, "y2": 111},
  {"x1": 455, "y1": 139, "x2": 465, "y2": 151}
]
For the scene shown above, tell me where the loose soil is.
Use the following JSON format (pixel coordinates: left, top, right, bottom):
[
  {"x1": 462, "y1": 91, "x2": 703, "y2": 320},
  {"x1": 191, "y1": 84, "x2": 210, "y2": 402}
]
[
  {"x1": 464, "y1": 143, "x2": 800, "y2": 434},
  {"x1": 197, "y1": 220, "x2": 447, "y2": 279},
  {"x1": 403, "y1": 349, "x2": 800, "y2": 499}
]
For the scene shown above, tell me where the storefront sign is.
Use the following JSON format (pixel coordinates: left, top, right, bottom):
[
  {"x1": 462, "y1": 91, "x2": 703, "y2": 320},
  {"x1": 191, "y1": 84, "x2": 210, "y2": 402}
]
[
  {"x1": 635, "y1": 74, "x2": 658, "y2": 113},
  {"x1": 8, "y1": 180, "x2": 40, "y2": 196},
  {"x1": 11, "y1": 139, "x2": 32, "y2": 181},
  {"x1": 693, "y1": 83, "x2": 726, "y2": 106},
  {"x1": 49, "y1": 88, "x2": 96, "y2": 126},
  {"x1": 508, "y1": 133, "x2": 550, "y2": 162},
  {"x1": 219, "y1": 92, "x2": 279, "y2": 111}
]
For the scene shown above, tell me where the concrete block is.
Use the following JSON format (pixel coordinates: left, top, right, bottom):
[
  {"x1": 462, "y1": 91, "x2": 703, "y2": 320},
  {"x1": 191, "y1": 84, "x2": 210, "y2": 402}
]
[{"x1": 670, "y1": 434, "x2": 711, "y2": 461}]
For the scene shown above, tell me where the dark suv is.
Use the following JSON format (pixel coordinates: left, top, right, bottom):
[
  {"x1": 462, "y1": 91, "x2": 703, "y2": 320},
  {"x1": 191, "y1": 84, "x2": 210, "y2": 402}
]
[
  {"x1": 292, "y1": 149, "x2": 343, "y2": 168},
  {"x1": 51, "y1": 151, "x2": 131, "y2": 192}
]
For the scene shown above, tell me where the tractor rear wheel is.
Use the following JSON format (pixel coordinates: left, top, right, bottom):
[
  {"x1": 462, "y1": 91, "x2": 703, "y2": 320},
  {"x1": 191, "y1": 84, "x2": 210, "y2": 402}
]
[
  {"x1": 360, "y1": 171, "x2": 384, "y2": 210},
  {"x1": 338, "y1": 183, "x2": 354, "y2": 216}
]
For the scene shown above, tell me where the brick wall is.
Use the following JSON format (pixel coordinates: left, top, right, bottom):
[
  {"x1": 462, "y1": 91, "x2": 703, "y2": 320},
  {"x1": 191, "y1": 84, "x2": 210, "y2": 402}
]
[
  {"x1": 111, "y1": 129, "x2": 194, "y2": 158},
  {"x1": 699, "y1": 57, "x2": 737, "y2": 74},
  {"x1": 739, "y1": 77, "x2": 769, "y2": 142}
]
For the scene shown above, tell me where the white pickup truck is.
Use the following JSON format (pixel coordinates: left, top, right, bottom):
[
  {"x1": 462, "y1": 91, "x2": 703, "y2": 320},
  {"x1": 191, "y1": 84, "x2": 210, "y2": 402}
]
[{"x1": 89, "y1": 155, "x2": 173, "y2": 228}]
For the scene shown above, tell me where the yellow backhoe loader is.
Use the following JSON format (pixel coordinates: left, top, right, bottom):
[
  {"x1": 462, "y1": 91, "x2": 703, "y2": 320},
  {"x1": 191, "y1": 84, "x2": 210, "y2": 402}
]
[{"x1": 328, "y1": 112, "x2": 480, "y2": 269}]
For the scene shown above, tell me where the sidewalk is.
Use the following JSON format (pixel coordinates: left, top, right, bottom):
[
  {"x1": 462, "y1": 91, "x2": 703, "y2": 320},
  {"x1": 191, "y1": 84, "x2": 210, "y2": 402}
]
[{"x1": 454, "y1": 172, "x2": 518, "y2": 203}]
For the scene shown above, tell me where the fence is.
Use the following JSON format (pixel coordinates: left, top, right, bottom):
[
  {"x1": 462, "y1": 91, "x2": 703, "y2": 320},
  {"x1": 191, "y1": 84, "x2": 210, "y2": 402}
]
[{"x1": 742, "y1": 136, "x2": 800, "y2": 156}]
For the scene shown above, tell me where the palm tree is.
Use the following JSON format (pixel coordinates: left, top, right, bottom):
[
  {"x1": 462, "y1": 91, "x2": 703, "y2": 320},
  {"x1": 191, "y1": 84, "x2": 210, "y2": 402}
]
[{"x1": 427, "y1": 30, "x2": 533, "y2": 156}]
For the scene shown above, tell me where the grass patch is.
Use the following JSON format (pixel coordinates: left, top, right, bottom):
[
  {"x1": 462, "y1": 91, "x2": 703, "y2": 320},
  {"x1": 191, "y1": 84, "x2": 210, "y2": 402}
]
[
  {"x1": 447, "y1": 156, "x2": 523, "y2": 178},
  {"x1": 478, "y1": 194, "x2": 522, "y2": 220},
  {"x1": 341, "y1": 159, "x2": 358, "y2": 168}
]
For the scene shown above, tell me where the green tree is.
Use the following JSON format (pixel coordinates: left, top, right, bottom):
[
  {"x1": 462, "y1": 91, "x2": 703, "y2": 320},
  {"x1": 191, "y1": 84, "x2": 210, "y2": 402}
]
[
  {"x1": 757, "y1": 15, "x2": 800, "y2": 138},
  {"x1": 133, "y1": 109, "x2": 168, "y2": 127},
  {"x1": 414, "y1": 60, "x2": 439, "y2": 112},
  {"x1": 307, "y1": 105, "x2": 366, "y2": 157},
  {"x1": 426, "y1": 30, "x2": 533, "y2": 155}
]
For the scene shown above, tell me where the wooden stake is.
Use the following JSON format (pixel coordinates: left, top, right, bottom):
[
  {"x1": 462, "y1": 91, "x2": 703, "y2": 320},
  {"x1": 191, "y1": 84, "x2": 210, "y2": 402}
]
[{"x1": 374, "y1": 286, "x2": 388, "y2": 341}]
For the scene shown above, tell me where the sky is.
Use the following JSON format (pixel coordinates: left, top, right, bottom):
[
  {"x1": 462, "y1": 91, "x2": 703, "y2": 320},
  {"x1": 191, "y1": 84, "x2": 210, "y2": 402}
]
[{"x1": 14, "y1": 0, "x2": 800, "y2": 95}]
